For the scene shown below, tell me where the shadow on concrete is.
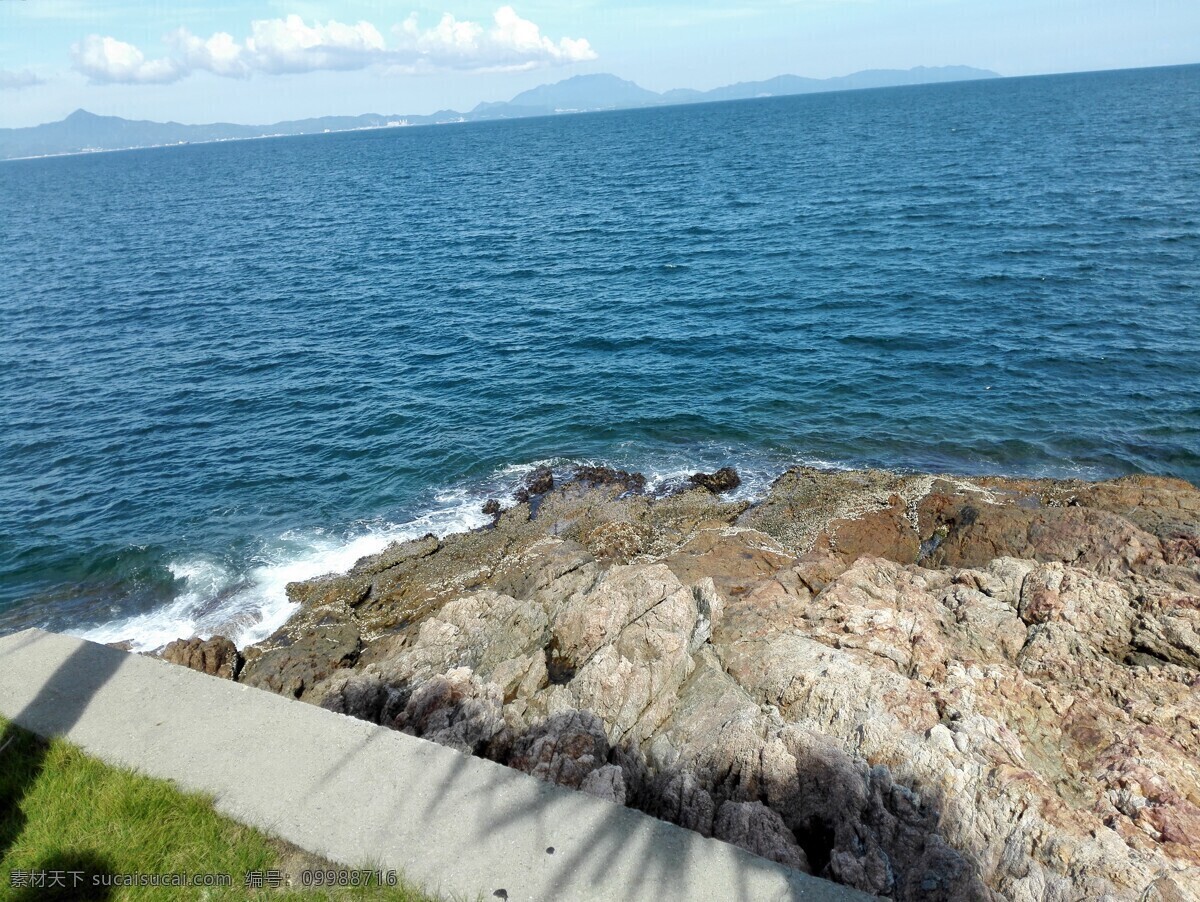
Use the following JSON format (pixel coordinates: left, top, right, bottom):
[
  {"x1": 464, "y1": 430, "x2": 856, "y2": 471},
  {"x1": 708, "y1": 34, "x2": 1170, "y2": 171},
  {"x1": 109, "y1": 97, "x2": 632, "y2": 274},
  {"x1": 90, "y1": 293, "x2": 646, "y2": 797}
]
[{"x1": 0, "y1": 634, "x2": 125, "y2": 888}]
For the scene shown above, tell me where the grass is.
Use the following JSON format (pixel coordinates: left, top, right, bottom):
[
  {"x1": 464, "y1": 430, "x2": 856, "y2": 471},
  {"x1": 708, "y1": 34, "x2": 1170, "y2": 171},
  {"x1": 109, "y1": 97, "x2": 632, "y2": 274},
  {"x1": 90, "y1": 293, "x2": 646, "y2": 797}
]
[{"x1": 0, "y1": 716, "x2": 443, "y2": 901}]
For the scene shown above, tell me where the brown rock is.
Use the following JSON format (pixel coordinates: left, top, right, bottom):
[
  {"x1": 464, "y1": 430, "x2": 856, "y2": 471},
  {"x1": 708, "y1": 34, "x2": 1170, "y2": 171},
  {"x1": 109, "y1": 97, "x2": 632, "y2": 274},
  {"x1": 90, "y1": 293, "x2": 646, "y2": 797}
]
[
  {"x1": 689, "y1": 467, "x2": 742, "y2": 494},
  {"x1": 555, "y1": 564, "x2": 698, "y2": 745},
  {"x1": 1162, "y1": 533, "x2": 1200, "y2": 566},
  {"x1": 239, "y1": 621, "x2": 360, "y2": 699},
  {"x1": 513, "y1": 466, "x2": 554, "y2": 503},
  {"x1": 919, "y1": 489, "x2": 1163, "y2": 577},
  {"x1": 315, "y1": 670, "x2": 394, "y2": 722},
  {"x1": 392, "y1": 667, "x2": 504, "y2": 754},
  {"x1": 648, "y1": 770, "x2": 717, "y2": 836},
  {"x1": 160, "y1": 635, "x2": 242, "y2": 680},
  {"x1": 820, "y1": 492, "x2": 920, "y2": 564},
  {"x1": 1070, "y1": 474, "x2": 1200, "y2": 544},
  {"x1": 580, "y1": 520, "x2": 644, "y2": 561},
  {"x1": 738, "y1": 466, "x2": 933, "y2": 554},
  {"x1": 580, "y1": 764, "x2": 627, "y2": 805},
  {"x1": 1130, "y1": 590, "x2": 1200, "y2": 670},
  {"x1": 569, "y1": 465, "x2": 646, "y2": 494}
]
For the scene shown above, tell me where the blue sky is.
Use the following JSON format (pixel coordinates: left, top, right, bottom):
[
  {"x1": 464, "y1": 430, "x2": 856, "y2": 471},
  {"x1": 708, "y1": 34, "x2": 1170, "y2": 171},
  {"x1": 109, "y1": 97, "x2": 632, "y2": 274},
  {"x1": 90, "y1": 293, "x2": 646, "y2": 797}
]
[{"x1": 2, "y1": 0, "x2": 1198, "y2": 127}]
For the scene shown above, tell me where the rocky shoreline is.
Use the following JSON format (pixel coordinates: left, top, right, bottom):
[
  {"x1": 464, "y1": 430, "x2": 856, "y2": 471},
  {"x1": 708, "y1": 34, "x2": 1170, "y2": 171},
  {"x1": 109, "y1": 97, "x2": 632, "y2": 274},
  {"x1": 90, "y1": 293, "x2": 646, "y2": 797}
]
[{"x1": 157, "y1": 465, "x2": 1200, "y2": 901}]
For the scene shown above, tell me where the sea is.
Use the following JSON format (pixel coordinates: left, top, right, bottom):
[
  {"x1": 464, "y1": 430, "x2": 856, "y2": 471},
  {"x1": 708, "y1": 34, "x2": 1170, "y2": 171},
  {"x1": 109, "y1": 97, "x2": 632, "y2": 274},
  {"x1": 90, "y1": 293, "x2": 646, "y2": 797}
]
[{"x1": 2, "y1": 64, "x2": 1198, "y2": 649}]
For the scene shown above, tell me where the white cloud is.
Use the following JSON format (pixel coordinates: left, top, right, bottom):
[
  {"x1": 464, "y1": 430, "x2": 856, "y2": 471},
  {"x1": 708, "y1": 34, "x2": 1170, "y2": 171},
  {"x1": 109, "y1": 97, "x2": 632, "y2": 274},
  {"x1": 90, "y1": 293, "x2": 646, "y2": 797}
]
[
  {"x1": 167, "y1": 29, "x2": 250, "y2": 79},
  {"x1": 72, "y1": 35, "x2": 181, "y2": 84},
  {"x1": 241, "y1": 15, "x2": 388, "y2": 74},
  {"x1": 396, "y1": 6, "x2": 597, "y2": 72},
  {"x1": 0, "y1": 69, "x2": 45, "y2": 91},
  {"x1": 71, "y1": 8, "x2": 596, "y2": 85}
]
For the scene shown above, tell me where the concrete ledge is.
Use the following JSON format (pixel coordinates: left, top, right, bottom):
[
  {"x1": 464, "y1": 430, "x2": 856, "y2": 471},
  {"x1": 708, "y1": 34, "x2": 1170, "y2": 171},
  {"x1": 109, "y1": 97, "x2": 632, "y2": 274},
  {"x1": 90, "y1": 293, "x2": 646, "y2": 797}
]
[{"x1": 0, "y1": 629, "x2": 868, "y2": 901}]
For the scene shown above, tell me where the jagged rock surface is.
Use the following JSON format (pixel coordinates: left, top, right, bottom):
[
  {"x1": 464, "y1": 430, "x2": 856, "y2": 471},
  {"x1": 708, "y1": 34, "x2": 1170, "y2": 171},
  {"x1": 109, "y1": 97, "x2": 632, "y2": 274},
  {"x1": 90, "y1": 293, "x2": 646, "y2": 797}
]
[
  {"x1": 228, "y1": 466, "x2": 1200, "y2": 900},
  {"x1": 160, "y1": 635, "x2": 242, "y2": 680}
]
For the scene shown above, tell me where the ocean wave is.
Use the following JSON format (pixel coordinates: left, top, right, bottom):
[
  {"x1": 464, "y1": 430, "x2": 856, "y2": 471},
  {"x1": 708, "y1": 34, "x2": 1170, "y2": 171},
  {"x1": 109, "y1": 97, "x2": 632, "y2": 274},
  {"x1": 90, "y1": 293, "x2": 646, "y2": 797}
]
[
  {"x1": 69, "y1": 450, "x2": 839, "y2": 652},
  {"x1": 74, "y1": 488, "x2": 497, "y2": 653}
]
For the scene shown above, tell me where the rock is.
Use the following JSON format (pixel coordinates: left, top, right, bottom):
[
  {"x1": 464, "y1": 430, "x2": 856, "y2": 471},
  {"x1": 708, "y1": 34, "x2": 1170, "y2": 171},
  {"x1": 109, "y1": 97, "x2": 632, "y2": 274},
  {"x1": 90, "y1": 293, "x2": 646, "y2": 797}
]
[
  {"x1": 392, "y1": 667, "x2": 504, "y2": 754},
  {"x1": 1163, "y1": 533, "x2": 1200, "y2": 566},
  {"x1": 580, "y1": 520, "x2": 644, "y2": 561},
  {"x1": 580, "y1": 764, "x2": 627, "y2": 805},
  {"x1": 315, "y1": 670, "x2": 393, "y2": 722},
  {"x1": 1066, "y1": 474, "x2": 1200, "y2": 544},
  {"x1": 819, "y1": 492, "x2": 920, "y2": 564},
  {"x1": 160, "y1": 636, "x2": 241, "y2": 680},
  {"x1": 507, "y1": 710, "x2": 610, "y2": 789},
  {"x1": 689, "y1": 578, "x2": 723, "y2": 651},
  {"x1": 1130, "y1": 591, "x2": 1200, "y2": 670},
  {"x1": 918, "y1": 487, "x2": 1163, "y2": 577},
  {"x1": 513, "y1": 466, "x2": 554, "y2": 503},
  {"x1": 384, "y1": 589, "x2": 548, "y2": 686},
  {"x1": 239, "y1": 622, "x2": 360, "y2": 699},
  {"x1": 482, "y1": 499, "x2": 501, "y2": 517},
  {"x1": 663, "y1": 527, "x2": 796, "y2": 613},
  {"x1": 689, "y1": 467, "x2": 741, "y2": 494},
  {"x1": 556, "y1": 564, "x2": 699, "y2": 745},
  {"x1": 739, "y1": 467, "x2": 933, "y2": 554},
  {"x1": 713, "y1": 800, "x2": 811, "y2": 873},
  {"x1": 569, "y1": 465, "x2": 646, "y2": 494},
  {"x1": 648, "y1": 770, "x2": 717, "y2": 836},
  {"x1": 1091, "y1": 731, "x2": 1200, "y2": 866},
  {"x1": 239, "y1": 468, "x2": 1200, "y2": 901},
  {"x1": 1017, "y1": 564, "x2": 1134, "y2": 660},
  {"x1": 551, "y1": 563, "x2": 688, "y2": 669}
]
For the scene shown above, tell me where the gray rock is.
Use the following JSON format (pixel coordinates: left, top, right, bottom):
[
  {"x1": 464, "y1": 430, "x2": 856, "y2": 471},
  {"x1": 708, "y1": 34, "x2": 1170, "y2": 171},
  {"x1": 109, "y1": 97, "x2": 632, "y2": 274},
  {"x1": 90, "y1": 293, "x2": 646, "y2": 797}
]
[
  {"x1": 713, "y1": 800, "x2": 811, "y2": 873},
  {"x1": 580, "y1": 764, "x2": 627, "y2": 805}
]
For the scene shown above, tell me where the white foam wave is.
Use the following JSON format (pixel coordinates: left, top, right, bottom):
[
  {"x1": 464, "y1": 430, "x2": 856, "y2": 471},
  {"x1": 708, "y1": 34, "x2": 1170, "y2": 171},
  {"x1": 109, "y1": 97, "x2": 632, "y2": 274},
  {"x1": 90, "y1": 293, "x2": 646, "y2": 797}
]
[
  {"x1": 76, "y1": 558, "x2": 238, "y2": 652},
  {"x1": 74, "y1": 450, "x2": 854, "y2": 653},
  {"x1": 75, "y1": 487, "x2": 494, "y2": 653}
]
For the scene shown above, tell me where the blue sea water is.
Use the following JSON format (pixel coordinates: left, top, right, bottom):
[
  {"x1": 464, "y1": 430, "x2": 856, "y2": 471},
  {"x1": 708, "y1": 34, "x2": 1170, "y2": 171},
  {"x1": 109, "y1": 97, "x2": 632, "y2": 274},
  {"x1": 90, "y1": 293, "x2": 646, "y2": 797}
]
[{"x1": 2, "y1": 65, "x2": 1199, "y2": 647}]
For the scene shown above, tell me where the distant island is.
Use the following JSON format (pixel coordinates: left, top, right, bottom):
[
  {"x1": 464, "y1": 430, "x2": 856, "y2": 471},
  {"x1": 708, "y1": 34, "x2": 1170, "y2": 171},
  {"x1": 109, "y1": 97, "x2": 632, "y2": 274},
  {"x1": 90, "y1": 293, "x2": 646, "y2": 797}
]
[{"x1": 0, "y1": 66, "x2": 998, "y2": 161}]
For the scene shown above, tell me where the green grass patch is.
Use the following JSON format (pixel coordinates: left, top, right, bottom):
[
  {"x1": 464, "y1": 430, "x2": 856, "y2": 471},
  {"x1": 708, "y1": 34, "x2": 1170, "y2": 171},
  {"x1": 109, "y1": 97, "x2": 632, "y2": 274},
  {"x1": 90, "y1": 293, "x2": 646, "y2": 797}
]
[{"x1": 0, "y1": 716, "x2": 442, "y2": 901}]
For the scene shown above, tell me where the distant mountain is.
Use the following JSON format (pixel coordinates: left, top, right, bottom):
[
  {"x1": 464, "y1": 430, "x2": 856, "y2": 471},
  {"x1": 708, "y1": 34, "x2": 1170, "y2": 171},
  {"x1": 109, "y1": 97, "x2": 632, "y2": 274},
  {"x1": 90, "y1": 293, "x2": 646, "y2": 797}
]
[
  {"x1": 0, "y1": 108, "x2": 463, "y2": 160},
  {"x1": 481, "y1": 74, "x2": 664, "y2": 116},
  {"x1": 469, "y1": 67, "x2": 998, "y2": 119},
  {"x1": 684, "y1": 66, "x2": 997, "y2": 103},
  {"x1": 3, "y1": 109, "x2": 260, "y2": 159},
  {"x1": 0, "y1": 66, "x2": 999, "y2": 160}
]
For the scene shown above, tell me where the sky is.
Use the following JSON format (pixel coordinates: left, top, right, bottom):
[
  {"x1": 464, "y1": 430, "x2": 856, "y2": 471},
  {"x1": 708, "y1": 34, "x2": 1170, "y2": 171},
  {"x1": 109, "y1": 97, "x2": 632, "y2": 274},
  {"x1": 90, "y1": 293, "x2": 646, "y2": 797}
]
[{"x1": 1, "y1": 0, "x2": 1198, "y2": 128}]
